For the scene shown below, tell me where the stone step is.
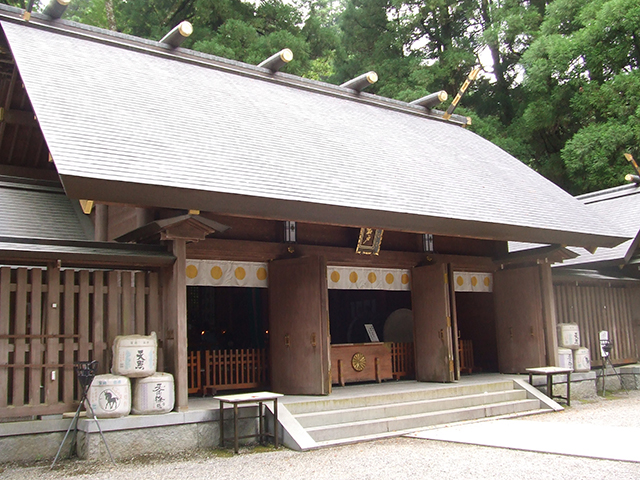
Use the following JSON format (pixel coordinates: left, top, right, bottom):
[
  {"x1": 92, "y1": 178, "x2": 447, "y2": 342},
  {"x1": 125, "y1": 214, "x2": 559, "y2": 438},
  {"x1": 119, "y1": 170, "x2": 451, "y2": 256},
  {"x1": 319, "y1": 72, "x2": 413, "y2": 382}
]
[
  {"x1": 304, "y1": 398, "x2": 541, "y2": 443},
  {"x1": 312, "y1": 407, "x2": 552, "y2": 449},
  {"x1": 296, "y1": 389, "x2": 527, "y2": 427},
  {"x1": 285, "y1": 380, "x2": 516, "y2": 415}
]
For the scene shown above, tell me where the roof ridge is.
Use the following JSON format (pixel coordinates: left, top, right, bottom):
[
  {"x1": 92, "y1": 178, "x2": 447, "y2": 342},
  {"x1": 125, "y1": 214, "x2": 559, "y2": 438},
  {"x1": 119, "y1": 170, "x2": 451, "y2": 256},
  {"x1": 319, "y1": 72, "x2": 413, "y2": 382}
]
[
  {"x1": 577, "y1": 183, "x2": 640, "y2": 204},
  {"x1": 0, "y1": 5, "x2": 469, "y2": 126}
]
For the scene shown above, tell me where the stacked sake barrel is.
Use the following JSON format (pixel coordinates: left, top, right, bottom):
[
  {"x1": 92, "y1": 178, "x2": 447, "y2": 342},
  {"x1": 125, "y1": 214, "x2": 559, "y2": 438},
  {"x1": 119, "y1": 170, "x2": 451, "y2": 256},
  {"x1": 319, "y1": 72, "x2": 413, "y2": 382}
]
[
  {"x1": 557, "y1": 323, "x2": 591, "y2": 372},
  {"x1": 85, "y1": 332, "x2": 175, "y2": 418}
]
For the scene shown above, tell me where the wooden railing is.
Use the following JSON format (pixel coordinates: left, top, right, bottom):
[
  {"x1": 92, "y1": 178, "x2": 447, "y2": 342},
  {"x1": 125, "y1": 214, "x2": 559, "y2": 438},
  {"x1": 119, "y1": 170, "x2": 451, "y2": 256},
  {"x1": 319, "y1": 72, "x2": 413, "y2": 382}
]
[
  {"x1": 459, "y1": 339, "x2": 474, "y2": 374},
  {"x1": 0, "y1": 266, "x2": 162, "y2": 418},
  {"x1": 187, "y1": 348, "x2": 268, "y2": 395},
  {"x1": 389, "y1": 342, "x2": 415, "y2": 380},
  {"x1": 390, "y1": 340, "x2": 475, "y2": 378}
]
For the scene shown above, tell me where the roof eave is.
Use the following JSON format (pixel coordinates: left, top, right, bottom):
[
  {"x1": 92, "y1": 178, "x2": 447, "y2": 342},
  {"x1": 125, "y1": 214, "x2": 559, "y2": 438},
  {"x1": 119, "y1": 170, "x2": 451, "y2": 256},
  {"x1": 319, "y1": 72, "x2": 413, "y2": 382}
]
[
  {"x1": 0, "y1": 236, "x2": 175, "y2": 268},
  {"x1": 493, "y1": 244, "x2": 577, "y2": 267},
  {"x1": 60, "y1": 175, "x2": 629, "y2": 249}
]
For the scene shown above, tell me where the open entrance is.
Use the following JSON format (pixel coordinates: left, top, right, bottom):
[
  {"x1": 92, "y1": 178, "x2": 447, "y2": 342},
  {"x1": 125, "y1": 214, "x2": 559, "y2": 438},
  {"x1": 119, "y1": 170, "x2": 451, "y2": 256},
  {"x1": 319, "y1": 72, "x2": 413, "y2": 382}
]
[
  {"x1": 327, "y1": 266, "x2": 414, "y2": 385},
  {"x1": 187, "y1": 286, "x2": 269, "y2": 394},
  {"x1": 454, "y1": 292, "x2": 498, "y2": 373},
  {"x1": 451, "y1": 271, "x2": 498, "y2": 374},
  {"x1": 328, "y1": 290, "x2": 412, "y2": 344}
]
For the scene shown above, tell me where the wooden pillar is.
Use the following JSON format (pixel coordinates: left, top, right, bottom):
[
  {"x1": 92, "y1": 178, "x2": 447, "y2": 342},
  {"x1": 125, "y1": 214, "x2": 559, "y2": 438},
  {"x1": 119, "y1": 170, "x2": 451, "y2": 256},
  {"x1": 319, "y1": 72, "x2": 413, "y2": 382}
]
[
  {"x1": 539, "y1": 263, "x2": 559, "y2": 366},
  {"x1": 162, "y1": 239, "x2": 188, "y2": 411},
  {"x1": 628, "y1": 285, "x2": 640, "y2": 360},
  {"x1": 94, "y1": 204, "x2": 108, "y2": 241},
  {"x1": 45, "y1": 262, "x2": 61, "y2": 407}
]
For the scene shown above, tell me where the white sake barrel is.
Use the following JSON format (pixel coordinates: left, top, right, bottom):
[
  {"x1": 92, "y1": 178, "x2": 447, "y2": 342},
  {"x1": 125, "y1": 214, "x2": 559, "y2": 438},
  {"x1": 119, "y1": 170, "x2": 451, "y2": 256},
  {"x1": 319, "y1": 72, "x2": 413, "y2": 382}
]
[
  {"x1": 112, "y1": 332, "x2": 157, "y2": 377},
  {"x1": 85, "y1": 374, "x2": 131, "y2": 418},
  {"x1": 132, "y1": 372, "x2": 175, "y2": 415},
  {"x1": 557, "y1": 323, "x2": 580, "y2": 349},
  {"x1": 557, "y1": 348, "x2": 574, "y2": 371},
  {"x1": 573, "y1": 347, "x2": 591, "y2": 372}
]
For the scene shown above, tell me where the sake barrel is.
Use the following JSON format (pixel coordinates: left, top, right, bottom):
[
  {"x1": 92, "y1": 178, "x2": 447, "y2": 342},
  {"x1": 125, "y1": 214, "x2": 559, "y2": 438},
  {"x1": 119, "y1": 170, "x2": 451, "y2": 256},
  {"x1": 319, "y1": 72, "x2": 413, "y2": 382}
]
[
  {"x1": 557, "y1": 348, "x2": 574, "y2": 371},
  {"x1": 85, "y1": 374, "x2": 131, "y2": 418},
  {"x1": 112, "y1": 331, "x2": 157, "y2": 377},
  {"x1": 573, "y1": 347, "x2": 591, "y2": 372},
  {"x1": 132, "y1": 372, "x2": 175, "y2": 415},
  {"x1": 557, "y1": 323, "x2": 580, "y2": 349}
]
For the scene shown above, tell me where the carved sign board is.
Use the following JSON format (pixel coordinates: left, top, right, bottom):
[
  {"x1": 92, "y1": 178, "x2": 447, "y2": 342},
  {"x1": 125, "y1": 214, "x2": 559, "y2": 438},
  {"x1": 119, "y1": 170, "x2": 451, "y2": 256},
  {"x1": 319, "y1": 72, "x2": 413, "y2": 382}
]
[{"x1": 356, "y1": 228, "x2": 383, "y2": 255}]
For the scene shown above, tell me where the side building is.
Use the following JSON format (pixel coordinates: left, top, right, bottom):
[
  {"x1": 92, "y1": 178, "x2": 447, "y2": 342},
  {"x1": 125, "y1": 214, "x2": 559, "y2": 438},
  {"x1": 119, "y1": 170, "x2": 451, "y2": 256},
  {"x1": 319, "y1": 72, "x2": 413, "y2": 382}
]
[{"x1": 552, "y1": 182, "x2": 640, "y2": 367}]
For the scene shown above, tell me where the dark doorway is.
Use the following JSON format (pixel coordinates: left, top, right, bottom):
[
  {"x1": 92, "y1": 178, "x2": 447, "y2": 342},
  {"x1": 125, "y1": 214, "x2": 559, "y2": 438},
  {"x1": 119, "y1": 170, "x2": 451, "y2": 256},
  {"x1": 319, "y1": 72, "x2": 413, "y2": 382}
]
[
  {"x1": 454, "y1": 292, "x2": 498, "y2": 372},
  {"x1": 328, "y1": 290, "x2": 412, "y2": 344},
  {"x1": 187, "y1": 286, "x2": 269, "y2": 351}
]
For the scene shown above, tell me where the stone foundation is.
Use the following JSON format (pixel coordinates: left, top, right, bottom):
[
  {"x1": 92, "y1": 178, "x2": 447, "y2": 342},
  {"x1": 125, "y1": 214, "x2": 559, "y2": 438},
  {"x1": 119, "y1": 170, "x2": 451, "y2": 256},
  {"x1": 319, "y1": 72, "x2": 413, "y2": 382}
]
[{"x1": 0, "y1": 405, "x2": 261, "y2": 464}]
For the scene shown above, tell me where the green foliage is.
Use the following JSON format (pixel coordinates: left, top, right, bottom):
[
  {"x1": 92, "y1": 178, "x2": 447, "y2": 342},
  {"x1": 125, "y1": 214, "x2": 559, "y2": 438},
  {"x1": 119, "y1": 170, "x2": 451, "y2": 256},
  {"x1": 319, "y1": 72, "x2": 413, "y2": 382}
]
[
  {"x1": 521, "y1": 0, "x2": 640, "y2": 194},
  {"x1": 563, "y1": 120, "x2": 637, "y2": 192}
]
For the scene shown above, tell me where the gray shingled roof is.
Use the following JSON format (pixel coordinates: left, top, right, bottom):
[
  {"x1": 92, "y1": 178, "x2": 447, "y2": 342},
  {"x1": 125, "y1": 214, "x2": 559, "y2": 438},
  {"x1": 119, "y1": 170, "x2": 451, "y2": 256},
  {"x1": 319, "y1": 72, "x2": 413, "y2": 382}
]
[
  {"x1": 555, "y1": 184, "x2": 640, "y2": 268},
  {"x1": 0, "y1": 177, "x2": 92, "y2": 241},
  {"x1": 0, "y1": 11, "x2": 627, "y2": 248},
  {"x1": 0, "y1": 177, "x2": 174, "y2": 267}
]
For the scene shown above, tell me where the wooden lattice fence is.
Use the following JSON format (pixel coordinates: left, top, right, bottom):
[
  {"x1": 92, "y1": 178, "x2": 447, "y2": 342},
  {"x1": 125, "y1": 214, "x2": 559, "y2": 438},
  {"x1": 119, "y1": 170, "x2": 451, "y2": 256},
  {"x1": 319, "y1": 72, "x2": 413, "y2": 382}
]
[
  {"x1": 389, "y1": 342, "x2": 415, "y2": 380},
  {"x1": 0, "y1": 266, "x2": 162, "y2": 418},
  {"x1": 187, "y1": 348, "x2": 268, "y2": 394}
]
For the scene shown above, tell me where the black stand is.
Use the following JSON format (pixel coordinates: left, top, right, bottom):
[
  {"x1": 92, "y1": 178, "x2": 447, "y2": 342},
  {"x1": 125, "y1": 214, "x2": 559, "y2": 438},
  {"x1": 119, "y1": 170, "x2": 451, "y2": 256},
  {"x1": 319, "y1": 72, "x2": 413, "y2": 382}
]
[
  {"x1": 599, "y1": 342, "x2": 629, "y2": 396},
  {"x1": 50, "y1": 361, "x2": 115, "y2": 469}
]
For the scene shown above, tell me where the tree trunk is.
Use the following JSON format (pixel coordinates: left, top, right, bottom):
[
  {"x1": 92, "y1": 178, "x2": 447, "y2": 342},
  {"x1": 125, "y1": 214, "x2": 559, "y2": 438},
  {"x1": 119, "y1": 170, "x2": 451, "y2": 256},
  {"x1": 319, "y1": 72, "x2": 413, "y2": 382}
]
[
  {"x1": 481, "y1": 0, "x2": 514, "y2": 124},
  {"x1": 105, "y1": 0, "x2": 117, "y2": 31}
]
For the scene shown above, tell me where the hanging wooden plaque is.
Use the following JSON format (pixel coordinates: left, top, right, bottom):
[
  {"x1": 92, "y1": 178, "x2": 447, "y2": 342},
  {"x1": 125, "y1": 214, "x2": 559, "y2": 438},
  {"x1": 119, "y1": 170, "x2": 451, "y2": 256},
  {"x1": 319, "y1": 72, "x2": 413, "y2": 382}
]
[{"x1": 356, "y1": 228, "x2": 383, "y2": 255}]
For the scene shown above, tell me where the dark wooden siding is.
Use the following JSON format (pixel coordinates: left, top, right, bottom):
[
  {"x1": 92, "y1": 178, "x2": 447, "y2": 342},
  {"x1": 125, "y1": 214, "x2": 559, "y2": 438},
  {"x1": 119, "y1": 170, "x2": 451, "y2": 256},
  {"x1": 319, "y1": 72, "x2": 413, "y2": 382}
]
[
  {"x1": 107, "y1": 205, "x2": 140, "y2": 240},
  {"x1": 554, "y1": 282, "x2": 639, "y2": 366}
]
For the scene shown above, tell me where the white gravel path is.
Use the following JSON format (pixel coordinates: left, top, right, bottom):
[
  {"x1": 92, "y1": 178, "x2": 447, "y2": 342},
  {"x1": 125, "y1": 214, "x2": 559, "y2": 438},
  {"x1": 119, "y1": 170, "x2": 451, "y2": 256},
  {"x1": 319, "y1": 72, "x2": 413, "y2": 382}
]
[{"x1": 2, "y1": 391, "x2": 640, "y2": 480}]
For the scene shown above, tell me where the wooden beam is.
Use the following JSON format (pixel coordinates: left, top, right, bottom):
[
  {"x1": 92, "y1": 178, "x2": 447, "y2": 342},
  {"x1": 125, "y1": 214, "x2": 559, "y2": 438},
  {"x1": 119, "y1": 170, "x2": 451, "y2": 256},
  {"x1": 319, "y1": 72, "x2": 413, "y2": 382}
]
[
  {"x1": 0, "y1": 67, "x2": 18, "y2": 149},
  {"x1": 341, "y1": 71, "x2": 378, "y2": 92},
  {"x1": 159, "y1": 21, "x2": 193, "y2": 48},
  {"x1": 43, "y1": 0, "x2": 70, "y2": 19},
  {"x1": 258, "y1": 48, "x2": 293, "y2": 72},
  {"x1": 0, "y1": 107, "x2": 38, "y2": 127},
  {"x1": 410, "y1": 91, "x2": 448, "y2": 109},
  {"x1": 187, "y1": 238, "x2": 496, "y2": 270},
  {"x1": 0, "y1": 165, "x2": 59, "y2": 181}
]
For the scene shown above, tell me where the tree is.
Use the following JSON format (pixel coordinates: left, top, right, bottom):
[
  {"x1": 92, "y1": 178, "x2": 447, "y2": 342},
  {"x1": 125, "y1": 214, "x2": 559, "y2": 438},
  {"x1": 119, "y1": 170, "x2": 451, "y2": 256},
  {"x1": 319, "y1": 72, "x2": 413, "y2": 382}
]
[{"x1": 520, "y1": 0, "x2": 640, "y2": 193}]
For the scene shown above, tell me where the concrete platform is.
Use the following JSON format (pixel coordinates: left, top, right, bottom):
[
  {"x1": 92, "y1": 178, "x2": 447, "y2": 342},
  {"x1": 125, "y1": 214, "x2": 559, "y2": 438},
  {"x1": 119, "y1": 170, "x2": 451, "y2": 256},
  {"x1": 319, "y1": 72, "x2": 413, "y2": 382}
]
[
  {"x1": 4, "y1": 370, "x2": 638, "y2": 463},
  {"x1": 407, "y1": 418, "x2": 640, "y2": 463}
]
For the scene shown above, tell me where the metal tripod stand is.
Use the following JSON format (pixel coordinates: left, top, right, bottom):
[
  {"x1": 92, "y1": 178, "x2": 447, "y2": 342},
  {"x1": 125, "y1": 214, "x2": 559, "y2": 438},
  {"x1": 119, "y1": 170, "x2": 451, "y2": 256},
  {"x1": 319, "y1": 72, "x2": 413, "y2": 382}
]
[
  {"x1": 50, "y1": 361, "x2": 115, "y2": 468},
  {"x1": 599, "y1": 341, "x2": 629, "y2": 396}
]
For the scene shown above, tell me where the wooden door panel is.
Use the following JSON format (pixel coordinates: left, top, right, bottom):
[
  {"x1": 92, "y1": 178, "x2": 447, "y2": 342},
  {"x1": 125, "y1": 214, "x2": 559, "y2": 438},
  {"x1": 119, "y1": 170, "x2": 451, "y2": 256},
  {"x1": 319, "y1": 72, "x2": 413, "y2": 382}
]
[
  {"x1": 494, "y1": 266, "x2": 546, "y2": 373},
  {"x1": 269, "y1": 256, "x2": 330, "y2": 395},
  {"x1": 411, "y1": 263, "x2": 455, "y2": 382}
]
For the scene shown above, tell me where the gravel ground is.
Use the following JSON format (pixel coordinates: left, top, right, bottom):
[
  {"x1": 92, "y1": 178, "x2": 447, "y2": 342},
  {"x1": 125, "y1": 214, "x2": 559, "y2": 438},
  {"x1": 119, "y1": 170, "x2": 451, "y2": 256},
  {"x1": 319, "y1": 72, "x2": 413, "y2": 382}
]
[{"x1": 2, "y1": 390, "x2": 639, "y2": 480}]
